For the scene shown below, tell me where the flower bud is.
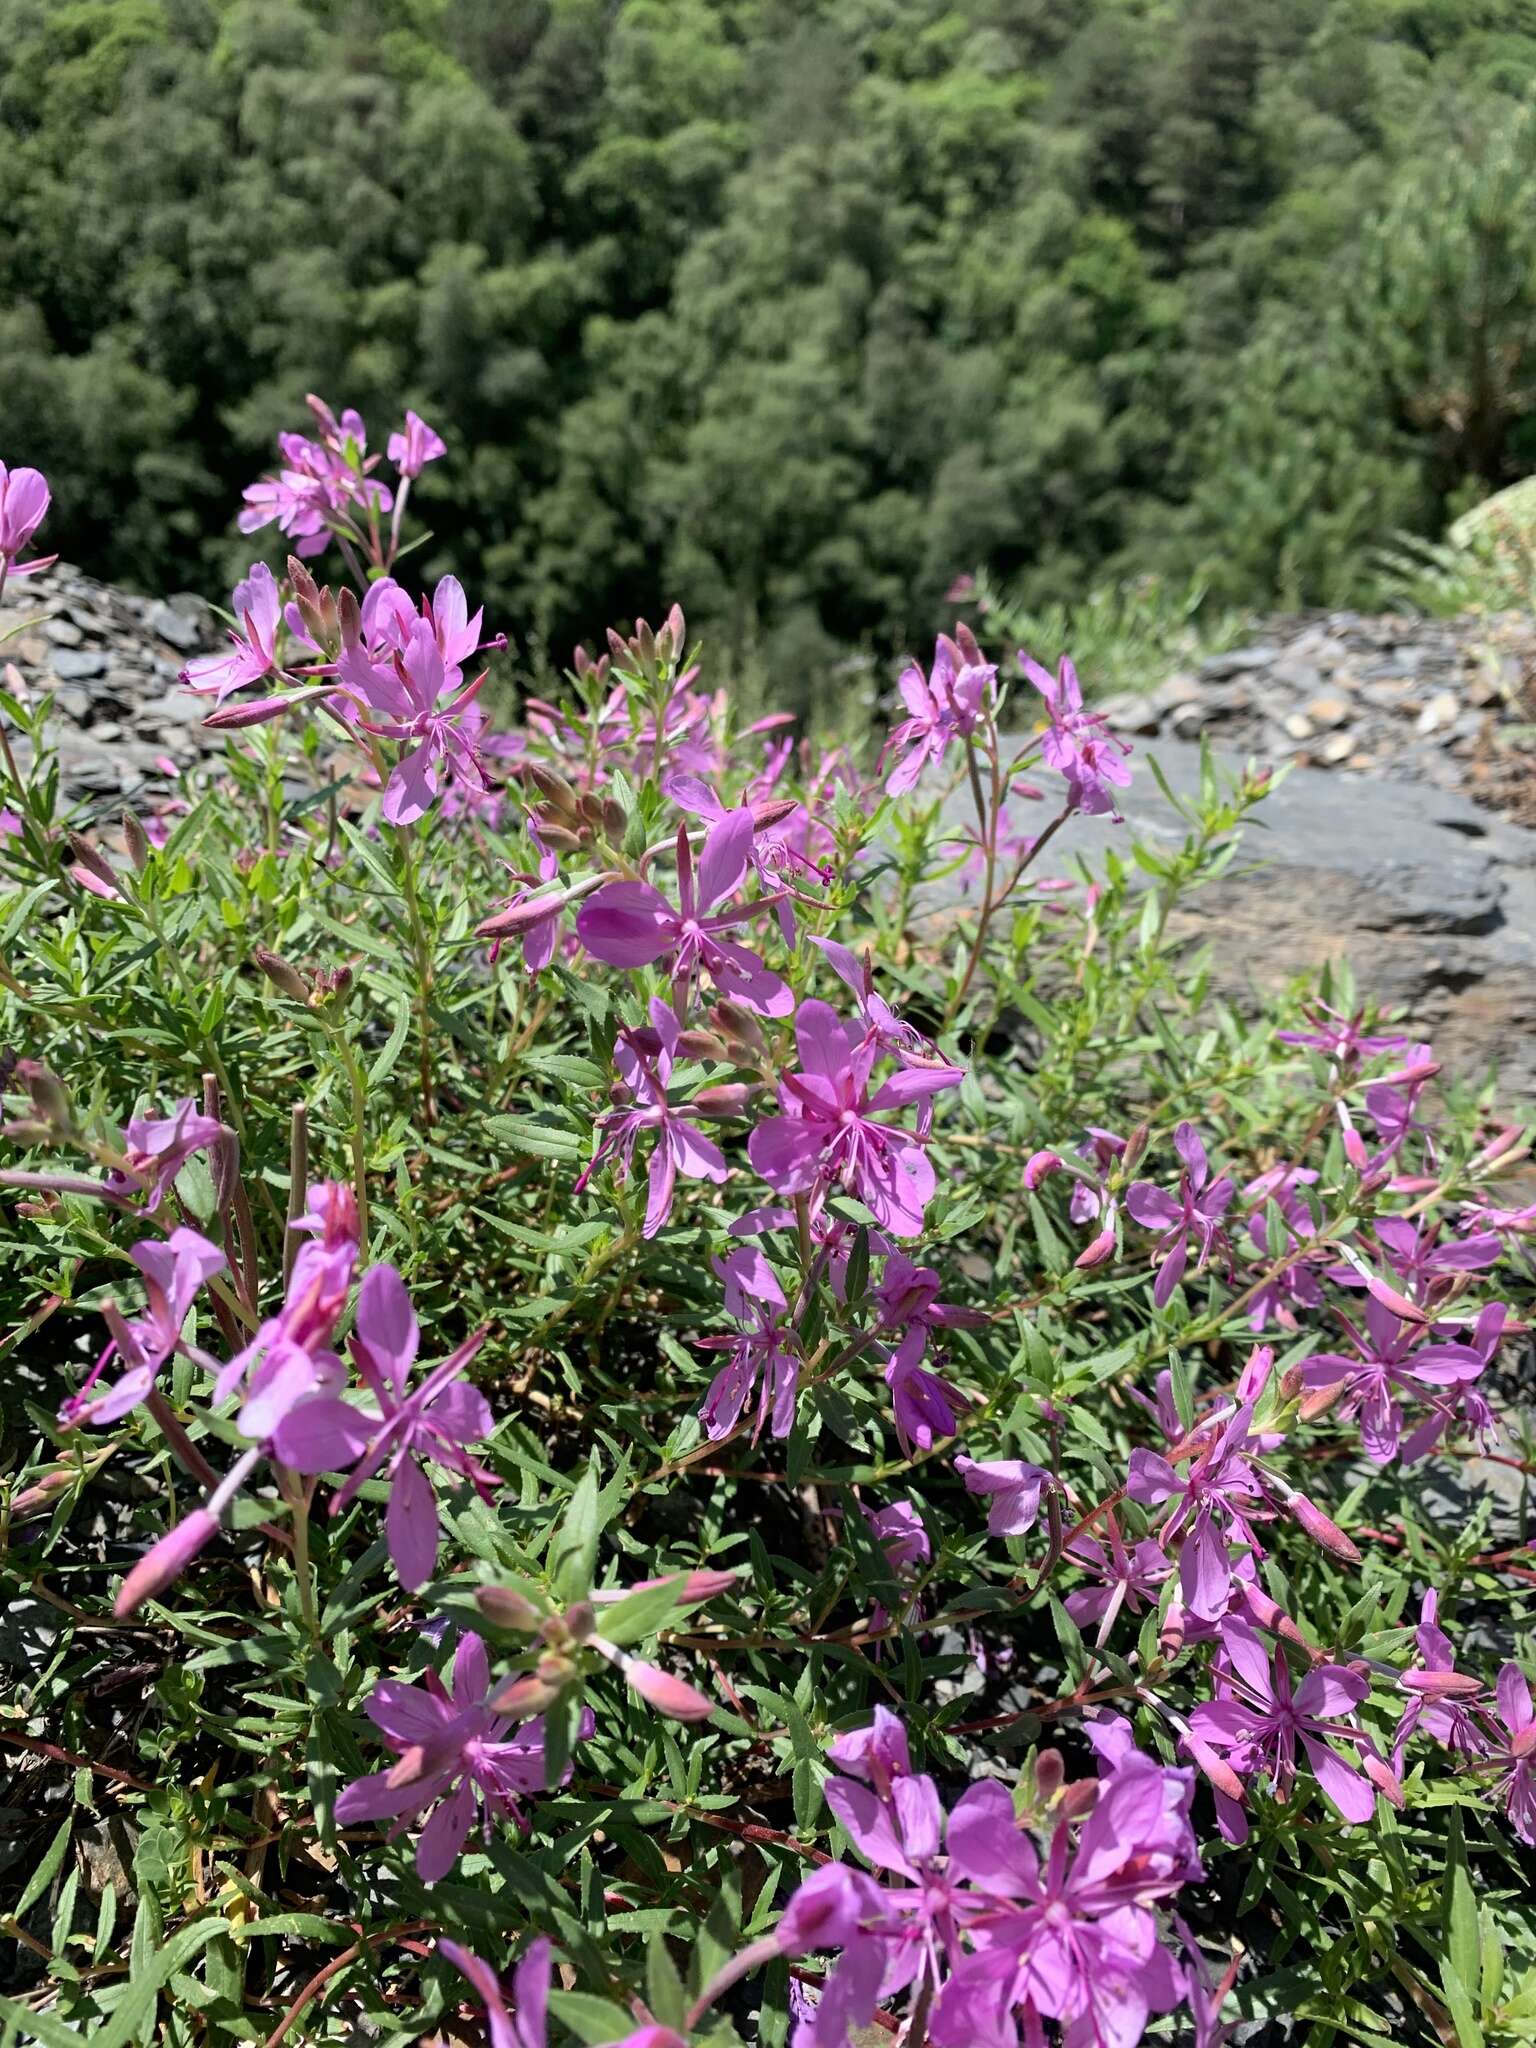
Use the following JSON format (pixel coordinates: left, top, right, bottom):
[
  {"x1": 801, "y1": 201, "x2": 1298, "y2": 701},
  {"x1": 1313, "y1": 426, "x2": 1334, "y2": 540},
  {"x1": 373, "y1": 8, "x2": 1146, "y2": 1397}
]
[
  {"x1": 601, "y1": 797, "x2": 628, "y2": 844},
  {"x1": 691, "y1": 1083, "x2": 752, "y2": 1117},
  {"x1": 115, "y1": 1509, "x2": 219, "y2": 1617},
  {"x1": 253, "y1": 947, "x2": 310, "y2": 1003},
  {"x1": 477, "y1": 890, "x2": 563, "y2": 939},
  {"x1": 337, "y1": 586, "x2": 362, "y2": 649},
  {"x1": 532, "y1": 820, "x2": 585, "y2": 855},
  {"x1": 211, "y1": 1128, "x2": 242, "y2": 1216},
  {"x1": 635, "y1": 618, "x2": 656, "y2": 666},
  {"x1": 1401, "y1": 1668, "x2": 1482, "y2": 1698},
  {"x1": 19, "y1": 1061, "x2": 74, "y2": 1136},
  {"x1": 710, "y1": 999, "x2": 766, "y2": 1058},
  {"x1": 121, "y1": 809, "x2": 151, "y2": 873},
  {"x1": 1121, "y1": 1123, "x2": 1152, "y2": 1175},
  {"x1": 1034, "y1": 1747, "x2": 1065, "y2": 1803},
  {"x1": 67, "y1": 832, "x2": 119, "y2": 892},
  {"x1": 606, "y1": 627, "x2": 629, "y2": 665},
  {"x1": 488, "y1": 1669, "x2": 566, "y2": 1720},
  {"x1": 203, "y1": 694, "x2": 296, "y2": 729},
  {"x1": 1074, "y1": 1227, "x2": 1117, "y2": 1269},
  {"x1": 287, "y1": 557, "x2": 320, "y2": 606},
  {"x1": 750, "y1": 795, "x2": 800, "y2": 830},
  {"x1": 617, "y1": 1652, "x2": 715, "y2": 1723},
  {"x1": 1284, "y1": 1490, "x2": 1361, "y2": 1564},
  {"x1": 1023, "y1": 1149, "x2": 1062, "y2": 1191},
  {"x1": 475, "y1": 1584, "x2": 544, "y2": 1632},
  {"x1": 563, "y1": 1600, "x2": 596, "y2": 1644},
  {"x1": 526, "y1": 762, "x2": 577, "y2": 813},
  {"x1": 675, "y1": 1029, "x2": 729, "y2": 1062},
  {"x1": 955, "y1": 621, "x2": 984, "y2": 667}
]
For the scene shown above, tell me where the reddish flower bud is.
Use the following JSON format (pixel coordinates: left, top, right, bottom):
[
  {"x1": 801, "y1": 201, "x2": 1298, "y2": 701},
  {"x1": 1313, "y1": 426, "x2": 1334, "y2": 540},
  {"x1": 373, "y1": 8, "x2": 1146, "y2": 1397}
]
[
  {"x1": 121, "y1": 809, "x2": 151, "y2": 873},
  {"x1": 115, "y1": 1509, "x2": 218, "y2": 1617},
  {"x1": 475, "y1": 1584, "x2": 544, "y2": 1632},
  {"x1": 253, "y1": 947, "x2": 310, "y2": 1003},
  {"x1": 1285, "y1": 1490, "x2": 1361, "y2": 1564},
  {"x1": 750, "y1": 796, "x2": 800, "y2": 830},
  {"x1": 618, "y1": 1654, "x2": 715, "y2": 1723}
]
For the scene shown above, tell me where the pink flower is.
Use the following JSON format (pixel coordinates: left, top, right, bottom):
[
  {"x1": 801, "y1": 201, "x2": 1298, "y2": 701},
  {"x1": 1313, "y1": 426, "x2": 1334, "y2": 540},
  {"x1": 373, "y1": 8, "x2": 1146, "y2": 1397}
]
[
  {"x1": 748, "y1": 1000, "x2": 961, "y2": 1238},
  {"x1": 1126, "y1": 1403, "x2": 1267, "y2": 1622},
  {"x1": 0, "y1": 463, "x2": 54, "y2": 578},
  {"x1": 272, "y1": 1261, "x2": 494, "y2": 1592},
  {"x1": 862, "y1": 1498, "x2": 930, "y2": 1631},
  {"x1": 1393, "y1": 1590, "x2": 1489, "y2": 1770},
  {"x1": 1125, "y1": 1123, "x2": 1235, "y2": 1308},
  {"x1": 1299, "y1": 1295, "x2": 1492, "y2": 1464},
  {"x1": 1019, "y1": 651, "x2": 1132, "y2": 817},
  {"x1": 577, "y1": 812, "x2": 792, "y2": 1017},
  {"x1": 439, "y1": 1936, "x2": 688, "y2": 2048},
  {"x1": 334, "y1": 1634, "x2": 587, "y2": 1882},
  {"x1": 341, "y1": 611, "x2": 489, "y2": 825},
  {"x1": 882, "y1": 630, "x2": 995, "y2": 795},
  {"x1": 1484, "y1": 1663, "x2": 1536, "y2": 1845},
  {"x1": 885, "y1": 1351, "x2": 968, "y2": 1455},
  {"x1": 212, "y1": 1180, "x2": 359, "y2": 1440},
  {"x1": 239, "y1": 397, "x2": 391, "y2": 558},
  {"x1": 60, "y1": 1228, "x2": 226, "y2": 1429},
  {"x1": 1185, "y1": 1618, "x2": 1391, "y2": 1841},
  {"x1": 576, "y1": 998, "x2": 729, "y2": 1237},
  {"x1": 874, "y1": 1252, "x2": 987, "y2": 1367},
  {"x1": 104, "y1": 1098, "x2": 229, "y2": 1212},
  {"x1": 181, "y1": 563, "x2": 283, "y2": 704},
  {"x1": 1276, "y1": 1003, "x2": 1410, "y2": 1064},
  {"x1": 388, "y1": 410, "x2": 446, "y2": 479},
  {"x1": 698, "y1": 1246, "x2": 799, "y2": 1441},
  {"x1": 955, "y1": 1455, "x2": 1053, "y2": 1538}
]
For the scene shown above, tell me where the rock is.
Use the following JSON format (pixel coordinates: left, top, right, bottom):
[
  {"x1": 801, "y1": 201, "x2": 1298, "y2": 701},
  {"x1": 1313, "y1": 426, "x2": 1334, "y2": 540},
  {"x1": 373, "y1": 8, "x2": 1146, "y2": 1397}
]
[
  {"x1": 1199, "y1": 645, "x2": 1279, "y2": 679},
  {"x1": 43, "y1": 617, "x2": 83, "y2": 647},
  {"x1": 50, "y1": 649, "x2": 108, "y2": 682},
  {"x1": 1416, "y1": 689, "x2": 1459, "y2": 736},
  {"x1": 1098, "y1": 692, "x2": 1162, "y2": 736},
  {"x1": 1305, "y1": 695, "x2": 1351, "y2": 729},
  {"x1": 925, "y1": 739, "x2": 1536, "y2": 1101},
  {"x1": 1319, "y1": 732, "x2": 1355, "y2": 765},
  {"x1": 146, "y1": 599, "x2": 205, "y2": 651},
  {"x1": 1153, "y1": 672, "x2": 1202, "y2": 711},
  {"x1": 1283, "y1": 712, "x2": 1316, "y2": 741}
]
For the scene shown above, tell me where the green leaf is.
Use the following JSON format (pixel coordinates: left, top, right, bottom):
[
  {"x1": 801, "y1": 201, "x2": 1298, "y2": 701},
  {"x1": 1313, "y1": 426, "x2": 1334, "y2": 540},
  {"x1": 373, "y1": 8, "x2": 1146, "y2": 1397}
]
[
  {"x1": 646, "y1": 1930, "x2": 689, "y2": 2031},
  {"x1": 552, "y1": 1455, "x2": 603, "y2": 1601},
  {"x1": 591, "y1": 1578, "x2": 685, "y2": 1648},
  {"x1": 15, "y1": 1817, "x2": 72, "y2": 1919}
]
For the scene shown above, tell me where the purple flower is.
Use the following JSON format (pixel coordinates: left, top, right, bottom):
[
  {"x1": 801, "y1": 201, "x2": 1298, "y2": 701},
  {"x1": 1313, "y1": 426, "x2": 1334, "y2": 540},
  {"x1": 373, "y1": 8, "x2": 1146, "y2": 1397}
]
[
  {"x1": 748, "y1": 999, "x2": 961, "y2": 1238},
  {"x1": 334, "y1": 1634, "x2": 588, "y2": 1882},
  {"x1": 1393, "y1": 1590, "x2": 1489, "y2": 1771},
  {"x1": 862, "y1": 1498, "x2": 930, "y2": 1632},
  {"x1": 1019, "y1": 651, "x2": 1132, "y2": 817},
  {"x1": 1299, "y1": 1295, "x2": 1491, "y2": 1464},
  {"x1": 388, "y1": 410, "x2": 446, "y2": 479},
  {"x1": 272, "y1": 1262, "x2": 494, "y2": 1591},
  {"x1": 341, "y1": 611, "x2": 489, "y2": 825},
  {"x1": 181, "y1": 564, "x2": 283, "y2": 704},
  {"x1": 239, "y1": 396, "x2": 391, "y2": 558},
  {"x1": 1484, "y1": 1664, "x2": 1536, "y2": 1845},
  {"x1": 103, "y1": 1098, "x2": 229, "y2": 1212},
  {"x1": 576, "y1": 998, "x2": 729, "y2": 1237},
  {"x1": 1243, "y1": 1163, "x2": 1324, "y2": 1329},
  {"x1": 577, "y1": 812, "x2": 792, "y2": 1017},
  {"x1": 1368, "y1": 1215, "x2": 1502, "y2": 1304},
  {"x1": 438, "y1": 1937, "x2": 549, "y2": 2048},
  {"x1": 698, "y1": 1245, "x2": 799, "y2": 1441},
  {"x1": 0, "y1": 463, "x2": 55, "y2": 579},
  {"x1": 60, "y1": 1228, "x2": 226, "y2": 1429},
  {"x1": 1065, "y1": 1519, "x2": 1172, "y2": 1643},
  {"x1": 1276, "y1": 1003, "x2": 1410, "y2": 1064},
  {"x1": 874, "y1": 1252, "x2": 987, "y2": 1366},
  {"x1": 1185, "y1": 1618, "x2": 1389, "y2": 1841},
  {"x1": 1126, "y1": 1403, "x2": 1266, "y2": 1622},
  {"x1": 955, "y1": 1455, "x2": 1052, "y2": 1539},
  {"x1": 1125, "y1": 1123, "x2": 1235, "y2": 1307},
  {"x1": 213, "y1": 1180, "x2": 359, "y2": 1441},
  {"x1": 885, "y1": 1352, "x2": 967, "y2": 1455},
  {"x1": 882, "y1": 630, "x2": 995, "y2": 795}
]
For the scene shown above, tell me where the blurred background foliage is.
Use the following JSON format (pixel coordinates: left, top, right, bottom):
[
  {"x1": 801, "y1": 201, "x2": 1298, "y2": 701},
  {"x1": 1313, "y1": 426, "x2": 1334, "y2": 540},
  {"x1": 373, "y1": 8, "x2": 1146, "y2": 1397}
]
[{"x1": 7, "y1": 0, "x2": 1536, "y2": 686}]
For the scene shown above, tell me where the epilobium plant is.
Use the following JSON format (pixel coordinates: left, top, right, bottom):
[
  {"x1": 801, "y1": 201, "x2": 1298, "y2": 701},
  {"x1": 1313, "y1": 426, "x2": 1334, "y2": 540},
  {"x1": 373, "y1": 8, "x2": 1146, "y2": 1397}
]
[{"x1": 1, "y1": 409, "x2": 1534, "y2": 2048}]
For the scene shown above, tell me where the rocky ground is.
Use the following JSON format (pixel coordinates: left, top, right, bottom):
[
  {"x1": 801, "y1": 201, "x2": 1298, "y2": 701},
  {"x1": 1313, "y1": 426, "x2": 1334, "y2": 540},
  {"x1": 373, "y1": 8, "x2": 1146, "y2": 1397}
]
[
  {"x1": 0, "y1": 560, "x2": 226, "y2": 807},
  {"x1": 1100, "y1": 608, "x2": 1536, "y2": 826}
]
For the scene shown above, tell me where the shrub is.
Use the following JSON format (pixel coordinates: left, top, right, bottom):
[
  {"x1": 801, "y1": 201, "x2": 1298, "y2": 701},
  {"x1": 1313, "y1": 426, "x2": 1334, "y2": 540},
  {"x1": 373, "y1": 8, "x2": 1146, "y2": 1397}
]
[{"x1": 1, "y1": 411, "x2": 1533, "y2": 2048}]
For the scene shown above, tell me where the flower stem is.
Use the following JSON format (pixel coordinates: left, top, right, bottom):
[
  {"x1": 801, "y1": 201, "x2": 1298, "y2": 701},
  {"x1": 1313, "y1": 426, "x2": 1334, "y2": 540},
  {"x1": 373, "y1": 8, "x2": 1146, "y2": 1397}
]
[
  {"x1": 278, "y1": 1464, "x2": 320, "y2": 1643},
  {"x1": 329, "y1": 1029, "x2": 370, "y2": 1249},
  {"x1": 395, "y1": 820, "x2": 436, "y2": 1127}
]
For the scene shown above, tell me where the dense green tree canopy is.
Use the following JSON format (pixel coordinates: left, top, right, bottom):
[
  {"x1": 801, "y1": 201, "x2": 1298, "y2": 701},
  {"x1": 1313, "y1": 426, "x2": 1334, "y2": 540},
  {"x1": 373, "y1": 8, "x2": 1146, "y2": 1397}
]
[{"x1": 5, "y1": 0, "x2": 1536, "y2": 677}]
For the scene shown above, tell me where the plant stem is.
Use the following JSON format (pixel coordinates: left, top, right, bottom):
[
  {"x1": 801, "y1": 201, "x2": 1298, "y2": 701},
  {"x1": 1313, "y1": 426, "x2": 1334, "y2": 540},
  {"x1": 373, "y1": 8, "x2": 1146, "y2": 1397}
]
[
  {"x1": 329, "y1": 1029, "x2": 370, "y2": 1248},
  {"x1": 395, "y1": 820, "x2": 436, "y2": 1126},
  {"x1": 279, "y1": 1465, "x2": 320, "y2": 1643}
]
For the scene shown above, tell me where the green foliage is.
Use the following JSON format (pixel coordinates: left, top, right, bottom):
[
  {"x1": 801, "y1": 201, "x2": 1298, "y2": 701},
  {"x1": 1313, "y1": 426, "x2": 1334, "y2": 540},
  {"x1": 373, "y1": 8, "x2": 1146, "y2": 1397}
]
[{"x1": 7, "y1": 1, "x2": 1536, "y2": 678}]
